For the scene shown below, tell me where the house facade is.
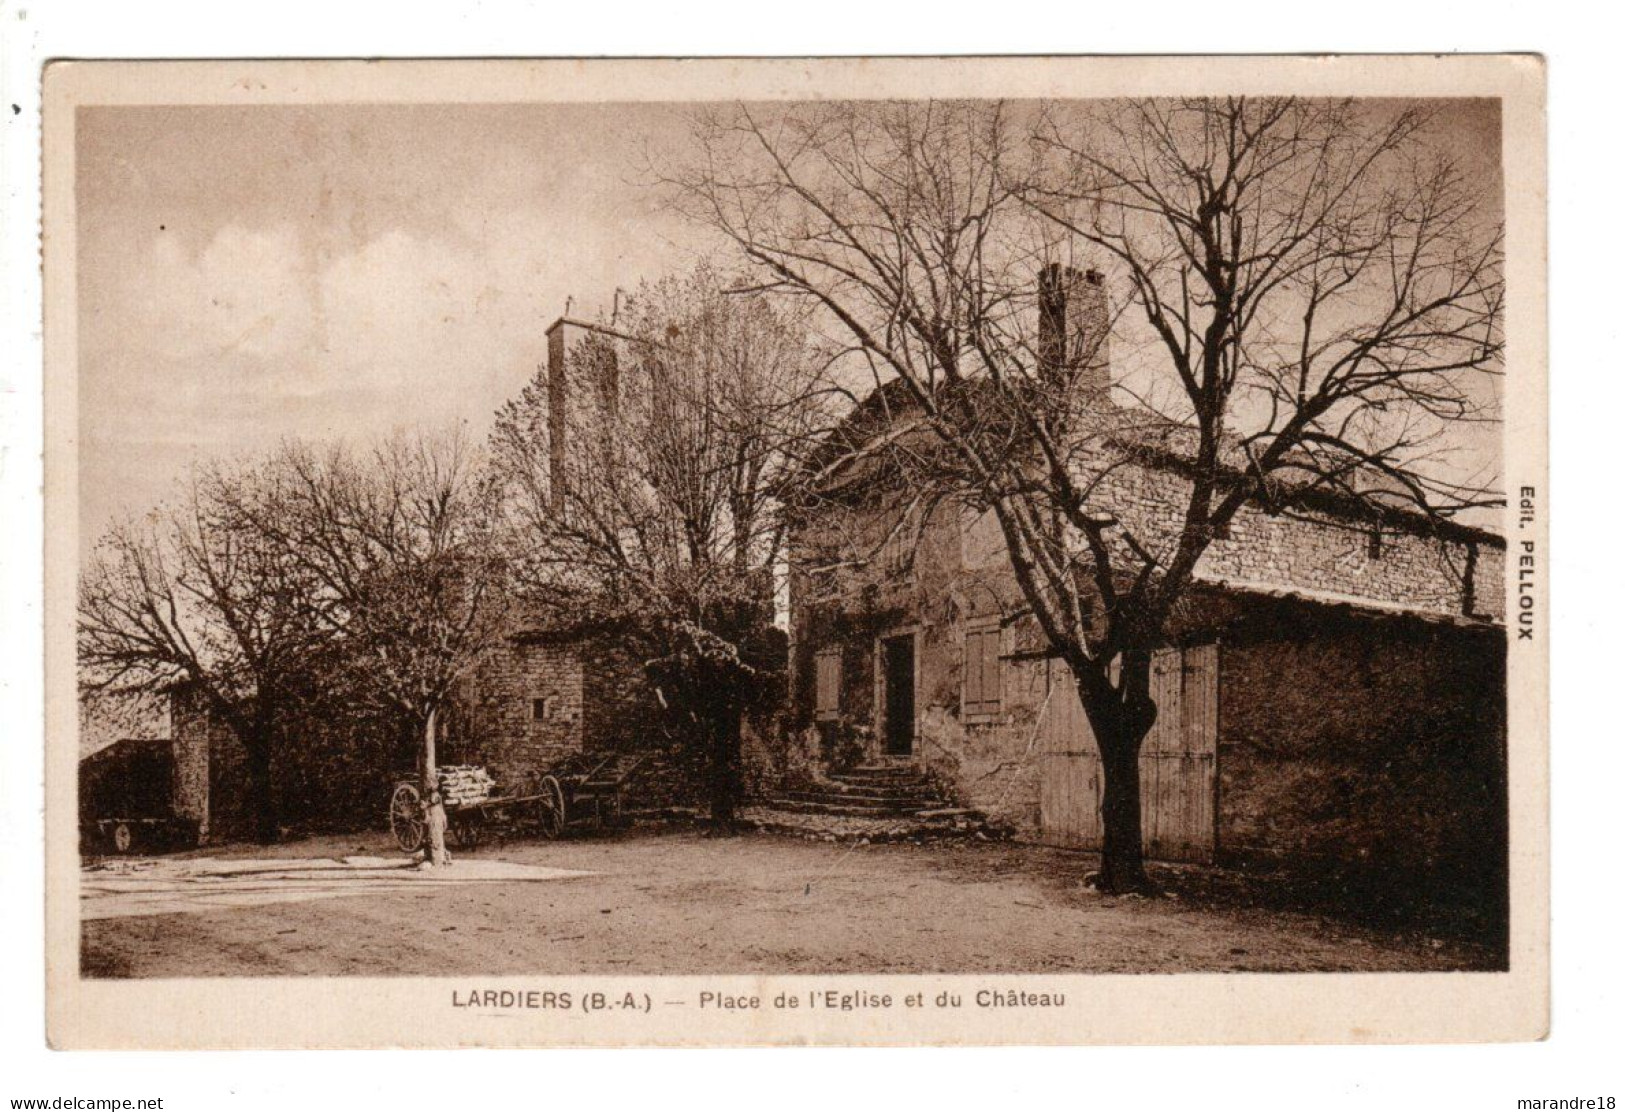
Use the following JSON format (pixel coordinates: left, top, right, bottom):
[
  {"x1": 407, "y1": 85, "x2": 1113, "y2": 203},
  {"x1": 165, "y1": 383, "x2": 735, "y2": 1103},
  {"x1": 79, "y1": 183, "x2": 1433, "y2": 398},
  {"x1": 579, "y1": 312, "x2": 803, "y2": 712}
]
[{"x1": 784, "y1": 268, "x2": 1507, "y2": 911}]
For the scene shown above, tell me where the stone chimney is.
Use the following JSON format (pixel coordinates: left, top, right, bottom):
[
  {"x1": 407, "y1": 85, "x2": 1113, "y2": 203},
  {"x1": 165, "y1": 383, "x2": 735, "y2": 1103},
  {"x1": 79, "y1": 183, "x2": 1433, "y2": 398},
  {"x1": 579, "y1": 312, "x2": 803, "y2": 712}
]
[
  {"x1": 1036, "y1": 263, "x2": 1110, "y2": 403},
  {"x1": 546, "y1": 317, "x2": 571, "y2": 513},
  {"x1": 546, "y1": 314, "x2": 620, "y2": 513}
]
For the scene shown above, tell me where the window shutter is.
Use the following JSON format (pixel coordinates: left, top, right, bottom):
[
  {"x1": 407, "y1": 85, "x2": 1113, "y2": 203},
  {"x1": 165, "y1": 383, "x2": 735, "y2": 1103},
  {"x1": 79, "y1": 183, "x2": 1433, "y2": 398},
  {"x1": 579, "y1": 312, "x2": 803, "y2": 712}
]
[
  {"x1": 815, "y1": 650, "x2": 841, "y2": 717},
  {"x1": 964, "y1": 627, "x2": 1001, "y2": 714},
  {"x1": 981, "y1": 631, "x2": 1001, "y2": 710}
]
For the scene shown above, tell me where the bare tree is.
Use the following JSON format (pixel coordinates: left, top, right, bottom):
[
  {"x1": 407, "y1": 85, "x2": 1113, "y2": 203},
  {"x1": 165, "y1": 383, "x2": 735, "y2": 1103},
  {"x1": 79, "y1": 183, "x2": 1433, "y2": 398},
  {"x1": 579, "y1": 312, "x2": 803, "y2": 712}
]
[
  {"x1": 78, "y1": 466, "x2": 321, "y2": 843},
  {"x1": 489, "y1": 263, "x2": 830, "y2": 830},
  {"x1": 244, "y1": 430, "x2": 506, "y2": 866},
  {"x1": 670, "y1": 98, "x2": 1502, "y2": 891}
]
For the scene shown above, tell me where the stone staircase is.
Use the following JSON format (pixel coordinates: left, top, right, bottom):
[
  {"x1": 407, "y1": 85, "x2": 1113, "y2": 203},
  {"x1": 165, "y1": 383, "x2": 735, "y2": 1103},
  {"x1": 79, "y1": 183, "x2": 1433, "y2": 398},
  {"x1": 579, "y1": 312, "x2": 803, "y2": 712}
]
[
  {"x1": 768, "y1": 763, "x2": 953, "y2": 818},
  {"x1": 745, "y1": 763, "x2": 1005, "y2": 842}
]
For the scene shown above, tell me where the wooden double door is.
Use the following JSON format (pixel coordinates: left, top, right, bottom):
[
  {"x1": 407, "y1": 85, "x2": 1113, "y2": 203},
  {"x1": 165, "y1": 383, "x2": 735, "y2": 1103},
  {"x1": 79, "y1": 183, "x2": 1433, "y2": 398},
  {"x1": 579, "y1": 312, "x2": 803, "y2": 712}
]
[{"x1": 1037, "y1": 644, "x2": 1218, "y2": 863}]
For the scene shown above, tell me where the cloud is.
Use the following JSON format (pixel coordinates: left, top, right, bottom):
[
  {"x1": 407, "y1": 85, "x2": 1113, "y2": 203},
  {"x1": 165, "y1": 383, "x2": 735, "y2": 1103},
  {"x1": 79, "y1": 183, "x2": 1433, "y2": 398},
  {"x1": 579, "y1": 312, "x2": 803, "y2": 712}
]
[
  {"x1": 74, "y1": 102, "x2": 723, "y2": 557},
  {"x1": 316, "y1": 226, "x2": 545, "y2": 412},
  {"x1": 141, "y1": 224, "x2": 318, "y2": 370}
]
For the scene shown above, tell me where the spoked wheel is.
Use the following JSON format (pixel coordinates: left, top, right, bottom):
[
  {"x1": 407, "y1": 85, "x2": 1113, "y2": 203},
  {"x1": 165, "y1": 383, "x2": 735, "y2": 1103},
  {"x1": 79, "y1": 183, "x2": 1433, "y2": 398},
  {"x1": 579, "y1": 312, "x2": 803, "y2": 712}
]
[
  {"x1": 111, "y1": 821, "x2": 135, "y2": 855},
  {"x1": 389, "y1": 781, "x2": 425, "y2": 852},
  {"x1": 450, "y1": 812, "x2": 482, "y2": 851},
  {"x1": 536, "y1": 775, "x2": 567, "y2": 840}
]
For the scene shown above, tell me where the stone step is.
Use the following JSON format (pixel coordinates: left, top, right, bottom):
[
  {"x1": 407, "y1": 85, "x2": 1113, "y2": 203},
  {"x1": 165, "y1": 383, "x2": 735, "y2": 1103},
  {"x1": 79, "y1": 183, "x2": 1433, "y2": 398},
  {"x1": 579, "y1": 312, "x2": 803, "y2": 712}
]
[
  {"x1": 823, "y1": 784, "x2": 936, "y2": 800},
  {"x1": 765, "y1": 796, "x2": 946, "y2": 818},
  {"x1": 800, "y1": 778, "x2": 935, "y2": 798},
  {"x1": 828, "y1": 771, "x2": 934, "y2": 789},
  {"x1": 740, "y1": 806, "x2": 1003, "y2": 844},
  {"x1": 778, "y1": 789, "x2": 945, "y2": 809}
]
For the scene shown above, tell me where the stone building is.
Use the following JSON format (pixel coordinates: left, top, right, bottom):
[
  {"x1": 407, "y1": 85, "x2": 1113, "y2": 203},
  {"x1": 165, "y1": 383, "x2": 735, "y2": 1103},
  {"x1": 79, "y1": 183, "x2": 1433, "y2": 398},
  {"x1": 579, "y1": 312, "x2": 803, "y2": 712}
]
[
  {"x1": 165, "y1": 316, "x2": 674, "y2": 843},
  {"x1": 166, "y1": 617, "x2": 666, "y2": 844},
  {"x1": 784, "y1": 266, "x2": 1507, "y2": 917}
]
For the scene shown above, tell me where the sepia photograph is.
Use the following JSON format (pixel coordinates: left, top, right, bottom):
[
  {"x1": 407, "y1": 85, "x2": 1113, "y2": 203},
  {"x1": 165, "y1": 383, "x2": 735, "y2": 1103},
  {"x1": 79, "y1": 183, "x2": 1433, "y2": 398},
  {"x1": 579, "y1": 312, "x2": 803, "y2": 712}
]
[{"x1": 39, "y1": 55, "x2": 1548, "y2": 1048}]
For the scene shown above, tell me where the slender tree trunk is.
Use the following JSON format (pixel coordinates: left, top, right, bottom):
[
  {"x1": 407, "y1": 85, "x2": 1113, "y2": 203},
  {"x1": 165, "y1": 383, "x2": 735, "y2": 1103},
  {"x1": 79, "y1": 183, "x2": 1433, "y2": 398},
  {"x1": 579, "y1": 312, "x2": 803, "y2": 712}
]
[
  {"x1": 420, "y1": 706, "x2": 451, "y2": 867},
  {"x1": 707, "y1": 703, "x2": 743, "y2": 834}
]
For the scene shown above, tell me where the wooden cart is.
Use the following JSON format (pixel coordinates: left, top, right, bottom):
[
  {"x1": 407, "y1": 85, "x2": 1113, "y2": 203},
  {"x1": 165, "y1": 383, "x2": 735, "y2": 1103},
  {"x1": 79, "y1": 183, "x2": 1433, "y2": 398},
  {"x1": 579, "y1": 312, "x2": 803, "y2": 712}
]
[
  {"x1": 387, "y1": 753, "x2": 650, "y2": 853},
  {"x1": 85, "y1": 815, "x2": 198, "y2": 856}
]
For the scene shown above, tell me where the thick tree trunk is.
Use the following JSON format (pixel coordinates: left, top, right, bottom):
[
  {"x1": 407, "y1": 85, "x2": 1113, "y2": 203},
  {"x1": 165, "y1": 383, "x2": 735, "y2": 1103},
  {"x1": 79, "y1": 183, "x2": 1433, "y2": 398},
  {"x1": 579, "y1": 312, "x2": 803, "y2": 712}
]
[
  {"x1": 244, "y1": 726, "x2": 278, "y2": 845},
  {"x1": 1080, "y1": 649, "x2": 1158, "y2": 895},
  {"x1": 707, "y1": 704, "x2": 743, "y2": 835},
  {"x1": 1096, "y1": 726, "x2": 1152, "y2": 893},
  {"x1": 420, "y1": 706, "x2": 451, "y2": 867}
]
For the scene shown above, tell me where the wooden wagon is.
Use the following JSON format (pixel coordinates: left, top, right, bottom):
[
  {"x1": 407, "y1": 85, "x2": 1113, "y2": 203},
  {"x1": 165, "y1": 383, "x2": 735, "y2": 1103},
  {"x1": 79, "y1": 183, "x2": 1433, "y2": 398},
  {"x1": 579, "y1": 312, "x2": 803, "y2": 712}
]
[{"x1": 387, "y1": 752, "x2": 650, "y2": 852}]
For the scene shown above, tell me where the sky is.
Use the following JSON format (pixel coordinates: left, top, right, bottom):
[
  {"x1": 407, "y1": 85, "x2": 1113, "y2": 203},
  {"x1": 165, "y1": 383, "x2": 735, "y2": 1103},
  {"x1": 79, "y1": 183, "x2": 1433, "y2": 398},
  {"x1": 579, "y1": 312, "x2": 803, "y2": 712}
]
[
  {"x1": 75, "y1": 99, "x2": 1504, "y2": 554},
  {"x1": 75, "y1": 102, "x2": 714, "y2": 555}
]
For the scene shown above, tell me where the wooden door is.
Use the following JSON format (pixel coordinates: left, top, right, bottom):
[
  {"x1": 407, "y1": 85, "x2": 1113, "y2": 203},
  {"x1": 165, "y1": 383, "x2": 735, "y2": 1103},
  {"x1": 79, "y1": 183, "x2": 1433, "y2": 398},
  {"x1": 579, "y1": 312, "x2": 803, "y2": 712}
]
[
  {"x1": 1037, "y1": 660, "x2": 1103, "y2": 849},
  {"x1": 882, "y1": 634, "x2": 915, "y2": 756},
  {"x1": 1037, "y1": 645, "x2": 1218, "y2": 862}
]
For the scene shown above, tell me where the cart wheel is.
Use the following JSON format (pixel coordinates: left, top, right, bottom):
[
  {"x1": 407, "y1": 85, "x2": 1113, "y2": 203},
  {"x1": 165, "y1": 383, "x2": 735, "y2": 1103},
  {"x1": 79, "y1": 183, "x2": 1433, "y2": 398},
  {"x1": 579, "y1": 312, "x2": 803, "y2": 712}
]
[
  {"x1": 451, "y1": 813, "x2": 482, "y2": 851},
  {"x1": 537, "y1": 775, "x2": 566, "y2": 839},
  {"x1": 111, "y1": 821, "x2": 135, "y2": 855},
  {"x1": 389, "y1": 782, "x2": 425, "y2": 852}
]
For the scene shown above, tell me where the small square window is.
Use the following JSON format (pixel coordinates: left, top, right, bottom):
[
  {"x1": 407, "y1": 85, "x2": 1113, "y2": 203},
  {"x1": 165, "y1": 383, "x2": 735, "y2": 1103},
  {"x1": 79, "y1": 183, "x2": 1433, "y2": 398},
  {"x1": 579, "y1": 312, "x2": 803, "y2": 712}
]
[{"x1": 531, "y1": 696, "x2": 551, "y2": 722}]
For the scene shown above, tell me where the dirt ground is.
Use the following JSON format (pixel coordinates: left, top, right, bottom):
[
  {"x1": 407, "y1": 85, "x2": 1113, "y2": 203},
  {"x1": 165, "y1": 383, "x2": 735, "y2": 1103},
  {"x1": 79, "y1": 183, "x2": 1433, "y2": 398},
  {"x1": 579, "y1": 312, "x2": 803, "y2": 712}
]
[{"x1": 81, "y1": 829, "x2": 1498, "y2": 977}]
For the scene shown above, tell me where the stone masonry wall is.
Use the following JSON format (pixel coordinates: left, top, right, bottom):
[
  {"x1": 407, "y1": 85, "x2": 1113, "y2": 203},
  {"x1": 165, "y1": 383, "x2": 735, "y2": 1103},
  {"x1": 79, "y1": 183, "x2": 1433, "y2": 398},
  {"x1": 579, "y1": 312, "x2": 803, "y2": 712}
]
[
  {"x1": 170, "y1": 684, "x2": 253, "y2": 844},
  {"x1": 460, "y1": 636, "x2": 588, "y2": 791},
  {"x1": 1098, "y1": 460, "x2": 1505, "y2": 621},
  {"x1": 787, "y1": 495, "x2": 1055, "y2": 832},
  {"x1": 169, "y1": 689, "x2": 212, "y2": 839},
  {"x1": 163, "y1": 630, "x2": 673, "y2": 842},
  {"x1": 1216, "y1": 613, "x2": 1507, "y2": 934},
  {"x1": 458, "y1": 632, "x2": 691, "y2": 810}
]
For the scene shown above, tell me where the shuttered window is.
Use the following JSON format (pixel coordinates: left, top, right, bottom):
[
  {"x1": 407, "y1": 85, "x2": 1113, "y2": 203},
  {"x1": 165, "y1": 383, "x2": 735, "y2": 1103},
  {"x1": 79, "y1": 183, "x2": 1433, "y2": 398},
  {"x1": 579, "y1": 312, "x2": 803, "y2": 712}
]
[
  {"x1": 814, "y1": 650, "x2": 842, "y2": 719},
  {"x1": 963, "y1": 627, "x2": 1002, "y2": 716}
]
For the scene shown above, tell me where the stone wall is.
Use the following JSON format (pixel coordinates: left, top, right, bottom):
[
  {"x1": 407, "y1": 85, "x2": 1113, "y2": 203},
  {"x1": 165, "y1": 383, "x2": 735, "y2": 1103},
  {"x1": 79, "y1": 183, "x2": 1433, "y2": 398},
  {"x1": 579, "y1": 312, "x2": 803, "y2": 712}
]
[
  {"x1": 582, "y1": 636, "x2": 709, "y2": 811},
  {"x1": 1216, "y1": 608, "x2": 1507, "y2": 936},
  {"x1": 162, "y1": 629, "x2": 683, "y2": 841},
  {"x1": 169, "y1": 690, "x2": 211, "y2": 838},
  {"x1": 458, "y1": 632, "x2": 698, "y2": 811},
  {"x1": 170, "y1": 685, "x2": 253, "y2": 844},
  {"x1": 459, "y1": 635, "x2": 589, "y2": 790},
  {"x1": 915, "y1": 654, "x2": 1052, "y2": 834},
  {"x1": 1099, "y1": 459, "x2": 1504, "y2": 621},
  {"x1": 786, "y1": 494, "x2": 1054, "y2": 829}
]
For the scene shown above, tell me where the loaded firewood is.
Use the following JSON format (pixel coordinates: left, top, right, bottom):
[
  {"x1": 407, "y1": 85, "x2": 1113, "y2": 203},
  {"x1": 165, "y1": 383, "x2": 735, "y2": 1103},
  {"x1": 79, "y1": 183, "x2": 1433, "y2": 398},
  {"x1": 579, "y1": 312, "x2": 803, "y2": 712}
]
[{"x1": 436, "y1": 765, "x2": 494, "y2": 807}]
